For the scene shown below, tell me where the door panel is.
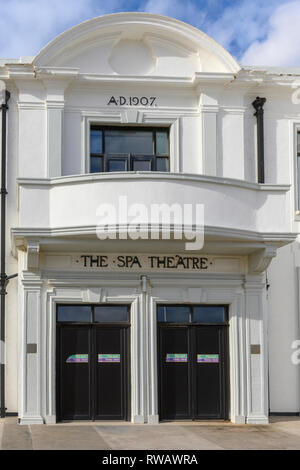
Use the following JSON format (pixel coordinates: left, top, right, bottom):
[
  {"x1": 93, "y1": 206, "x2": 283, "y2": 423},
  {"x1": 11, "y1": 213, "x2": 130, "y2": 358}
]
[
  {"x1": 58, "y1": 326, "x2": 91, "y2": 420},
  {"x1": 94, "y1": 327, "x2": 127, "y2": 420},
  {"x1": 159, "y1": 327, "x2": 191, "y2": 420},
  {"x1": 194, "y1": 326, "x2": 224, "y2": 419}
]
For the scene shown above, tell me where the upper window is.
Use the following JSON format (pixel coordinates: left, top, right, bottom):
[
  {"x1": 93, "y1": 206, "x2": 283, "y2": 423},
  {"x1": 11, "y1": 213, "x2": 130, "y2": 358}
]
[
  {"x1": 90, "y1": 126, "x2": 169, "y2": 173},
  {"x1": 157, "y1": 305, "x2": 227, "y2": 324},
  {"x1": 57, "y1": 304, "x2": 130, "y2": 323}
]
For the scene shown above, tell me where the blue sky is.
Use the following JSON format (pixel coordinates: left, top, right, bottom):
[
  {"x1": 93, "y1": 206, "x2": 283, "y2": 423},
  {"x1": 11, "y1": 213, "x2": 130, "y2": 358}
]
[{"x1": 0, "y1": 0, "x2": 300, "y2": 66}]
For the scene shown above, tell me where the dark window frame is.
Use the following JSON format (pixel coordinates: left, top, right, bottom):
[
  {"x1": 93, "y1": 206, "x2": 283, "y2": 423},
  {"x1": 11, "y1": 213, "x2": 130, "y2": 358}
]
[
  {"x1": 57, "y1": 304, "x2": 131, "y2": 325},
  {"x1": 90, "y1": 125, "x2": 170, "y2": 173},
  {"x1": 157, "y1": 304, "x2": 228, "y2": 325}
]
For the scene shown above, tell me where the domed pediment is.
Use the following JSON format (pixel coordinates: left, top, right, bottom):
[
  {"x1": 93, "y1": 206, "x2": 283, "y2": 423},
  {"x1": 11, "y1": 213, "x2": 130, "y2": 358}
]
[{"x1": 33, "y1": 13, "x2": 240, "y2": 77}]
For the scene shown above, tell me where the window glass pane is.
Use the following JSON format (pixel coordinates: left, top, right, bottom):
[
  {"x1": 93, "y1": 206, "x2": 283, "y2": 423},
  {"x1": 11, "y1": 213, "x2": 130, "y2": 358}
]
[
  {"x1": 57, "y1": 305, "x2": 91, "y2": 322},
  {"x1": 133, "y1": 159, "x2": 152, "y2": 171},
  {"x1": 165, "y1": 306, "x2": 190, "y2": 323},
  {"x1": 94, "y1": 305, "x2": 129, "y2": 322},
  {"x1": 105, "y1": 129, "x2": 153, "y2": 155},
  {"x1": 90, "y1": 129, "x2": 102, "y2": 154},
  {"x1": 108, "y1": 159, "x2": 127, "y2": 171},
  {"x1": 156, "y1": 157, "x2": 169, "y2": 172},
  {"x1": 156, "y1": 131, "x2": 169, "y2": 155},
  {"x1": 157, "y1": 305, "x2": 165, "y2": 322},
  {"x1": 297, "y1": 131, "x2": 300, "y2": 154},
  {"x1": 193, "y1": 306, "x2": 226, "y2": 323},
  {"x1": 90, "y1": 156, "x2": 103, "y2": 173}
]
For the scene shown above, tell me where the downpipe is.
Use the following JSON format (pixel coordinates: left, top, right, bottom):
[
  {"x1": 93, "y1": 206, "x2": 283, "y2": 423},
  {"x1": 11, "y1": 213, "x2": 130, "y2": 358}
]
[{"x1": 252, "y1": 96, "x2": 266, "y2": 184}]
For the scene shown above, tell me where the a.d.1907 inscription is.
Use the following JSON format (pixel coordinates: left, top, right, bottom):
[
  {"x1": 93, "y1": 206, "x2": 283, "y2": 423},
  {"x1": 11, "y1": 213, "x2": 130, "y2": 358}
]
[{"x1": 107, "y1": 96, "x2": 157, "y2": 106}]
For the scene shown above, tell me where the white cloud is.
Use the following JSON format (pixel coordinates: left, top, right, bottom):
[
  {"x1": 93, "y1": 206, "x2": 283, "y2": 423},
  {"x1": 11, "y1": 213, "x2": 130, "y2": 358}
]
[
  {"x1": 241, "y1": 1, "x2": 300, "y2": 66},
  {"x1": 0, "y1": 0, "x2": 123, "y2": 58},
  {"x1": 141, "y1": 0, "x2": 207, "y2": 28},
  {"x1": 0, "y1": 0, "x2": 299, "y2": 67}
]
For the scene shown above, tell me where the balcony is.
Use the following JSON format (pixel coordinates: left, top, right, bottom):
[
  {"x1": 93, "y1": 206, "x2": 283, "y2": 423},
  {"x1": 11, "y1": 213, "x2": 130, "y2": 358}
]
[{"x1": 13, "y1": 172, "x2": 294, "y2": 253}]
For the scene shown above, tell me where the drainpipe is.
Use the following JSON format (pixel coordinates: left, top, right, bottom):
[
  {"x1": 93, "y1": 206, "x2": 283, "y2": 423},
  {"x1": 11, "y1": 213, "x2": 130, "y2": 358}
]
[
  {"x1": 0, "y1": 89, "x2": 17, "y2": 418},
  {"x1": 252, "y1": 96, "x2": 267, "y2": 184}
]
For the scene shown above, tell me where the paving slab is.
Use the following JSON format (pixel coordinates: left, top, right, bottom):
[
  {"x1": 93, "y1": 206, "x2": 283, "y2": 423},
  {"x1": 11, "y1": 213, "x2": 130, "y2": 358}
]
[
  {"x1": 95, "y1": 424, "x2": 223, "y2": 450},
  {"x1": 270, "y1": 416, "x2": 300, "y2": 439},
  {"x1": 1, "y1": 416, "x2": 300, "y2": 450},
  {"x1": 1, "y1": 418, "x2": 32, "y2": 450},
  {"x1": 0, "y1": 421, "x2": 3, "y2": 450},
  {"x1": 183, "y1": 424, "x2": 300, "y2": 450},
  {"x1": 30, "y1": 424, "x2": 109, "y2": 450}
]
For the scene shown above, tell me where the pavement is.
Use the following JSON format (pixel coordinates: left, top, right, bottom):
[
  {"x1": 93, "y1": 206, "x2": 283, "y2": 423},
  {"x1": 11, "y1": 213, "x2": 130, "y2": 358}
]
[{"x1": 1, "y1": 416, "x2": 300, "y2": 450}]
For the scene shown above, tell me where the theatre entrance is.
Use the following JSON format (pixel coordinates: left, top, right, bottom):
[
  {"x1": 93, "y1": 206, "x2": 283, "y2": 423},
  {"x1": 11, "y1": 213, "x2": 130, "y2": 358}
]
[
  {"x1": 158, "y1": 305, "x2": 229, "y2": 421},
  {"x1": 56, "y1": 304, "x2": 130, "y2": 421}
]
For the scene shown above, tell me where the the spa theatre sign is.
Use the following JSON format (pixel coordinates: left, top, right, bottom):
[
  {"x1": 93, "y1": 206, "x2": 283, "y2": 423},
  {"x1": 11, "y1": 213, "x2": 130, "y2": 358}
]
[{"x1": 73, "y1": 254, "x2": 245, "y2": 274}]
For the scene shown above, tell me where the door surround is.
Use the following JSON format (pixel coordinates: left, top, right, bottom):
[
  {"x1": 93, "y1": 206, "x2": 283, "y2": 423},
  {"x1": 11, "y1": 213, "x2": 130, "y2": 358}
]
[{"x1": 19, "y1": 270, "x2": 269, "y2": 425}]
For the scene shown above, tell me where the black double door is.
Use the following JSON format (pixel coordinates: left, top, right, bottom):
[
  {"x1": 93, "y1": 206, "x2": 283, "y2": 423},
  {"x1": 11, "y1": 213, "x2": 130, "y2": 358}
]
[
  {"x1": 159, "y1": 325, "x2": 228, "y2": 420},
  {"x1": 57, "y1": 325, "x2": 129, "y2": 421}
]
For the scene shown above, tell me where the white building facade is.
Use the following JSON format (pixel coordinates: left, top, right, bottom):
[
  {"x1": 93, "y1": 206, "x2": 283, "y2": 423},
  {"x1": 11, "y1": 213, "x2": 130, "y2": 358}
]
[{"x1": 0, "y1": 12, "x2": 299, "y2": 425}]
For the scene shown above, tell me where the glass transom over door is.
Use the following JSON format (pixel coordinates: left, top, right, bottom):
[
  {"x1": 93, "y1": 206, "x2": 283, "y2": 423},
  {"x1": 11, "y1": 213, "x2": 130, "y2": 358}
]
[
  {"x1": 56, "y1": 305, "x2": 130, "y2": 421},
  {"x1": 158, "y1": 305, "x2": 229, "y2": 421}
]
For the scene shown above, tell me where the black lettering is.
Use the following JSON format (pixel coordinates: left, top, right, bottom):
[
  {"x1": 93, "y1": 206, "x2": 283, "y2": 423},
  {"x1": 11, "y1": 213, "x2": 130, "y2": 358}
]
[
  {"x1": 125, "y1": 256, "x2": 133, "y2": 268},
  {"x1": 107, "y1": 96, "x2": 118, "y2": 105},
  {"x1": 157, "y1": 256, "x2": 166, "y2": 268},
  {"x1": 166, "y1": 256, "x2": 176, "y2": 268},
  {"x1": 175, "y1": 256, "x2": 186, "y2": 268},
  {"x1": 90, "y1": 256, "x2": 100, "y2": 267},
  {"x1": 200, "y1": 257, "x2": 208, "y2": 269},
  {"x1": 81, "y1": 255, "x2": 89, "y2": 267},
  {"x1": 131, "y1": 256, "x2": 142, "y2": 268},
  {"x1": 150, "y1": 97, "x2": 157, "y2": 106},
  {"x1": 192, "y1": 257, "x2": 200, "y2": 269},
  {"x1": 99, "y1": 256, "x2": 108, "y2": 267},
  {"x1": 140, "y1": 96, "x2": 148, "y2": 106},
  {"x1": 119, "y1": 96, "x2": 126, "y2": 106},
  {"x1": 117, "y1": 256, "x2": 126, "y2": 267},
  {"x1": 148, "y1": 256, "x2": 155, "y2": 268}
]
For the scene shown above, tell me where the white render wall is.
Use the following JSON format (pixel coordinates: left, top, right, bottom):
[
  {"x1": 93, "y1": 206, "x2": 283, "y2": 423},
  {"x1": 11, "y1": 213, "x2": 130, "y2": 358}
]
[
  {"x1": 267, "y1": 242, "x2": 300, "y2": 412},
  {"x1": 1, "y1": 13, "x2": 300, "y2": 415}
]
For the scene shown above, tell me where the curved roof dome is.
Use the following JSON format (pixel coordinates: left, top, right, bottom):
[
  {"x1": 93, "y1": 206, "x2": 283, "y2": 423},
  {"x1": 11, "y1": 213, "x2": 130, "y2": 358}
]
[{"x1": 33, "y1": 12, "x2": 240, "y2": 76}]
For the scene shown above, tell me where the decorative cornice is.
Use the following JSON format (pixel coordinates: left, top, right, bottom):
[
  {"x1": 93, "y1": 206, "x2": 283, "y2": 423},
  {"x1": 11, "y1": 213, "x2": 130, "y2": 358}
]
[
  {"x1": 11, "y1": 225, "x2": 297, "y2": 246},
  {"x1": 45, "y1": 100, "x2": 65, "y2": 109},
  {"x1": 17, "y1": 101, "x2": 45, "y2": 110}
]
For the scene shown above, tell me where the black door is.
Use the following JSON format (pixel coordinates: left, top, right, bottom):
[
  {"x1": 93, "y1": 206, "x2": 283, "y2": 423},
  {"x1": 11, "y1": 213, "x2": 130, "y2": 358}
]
[
  {"x1": 194, "y1": 326, "x2": 227, "y2": 419},
  {"x1": 94, "y1": 327, "x2": 128, "y2": 420},
  {"x1": 58, "y1": 325, "x2": 91, "y2": 420},
  {"x1": 57, "y1": 304, "x2": 130, "y2": 421},
  {"x1": 159, "y1": 327, "x2": 191, "y2": 419},
  {"x1": 158, "y1": 305, "x2": 229, "y2": 421}
]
